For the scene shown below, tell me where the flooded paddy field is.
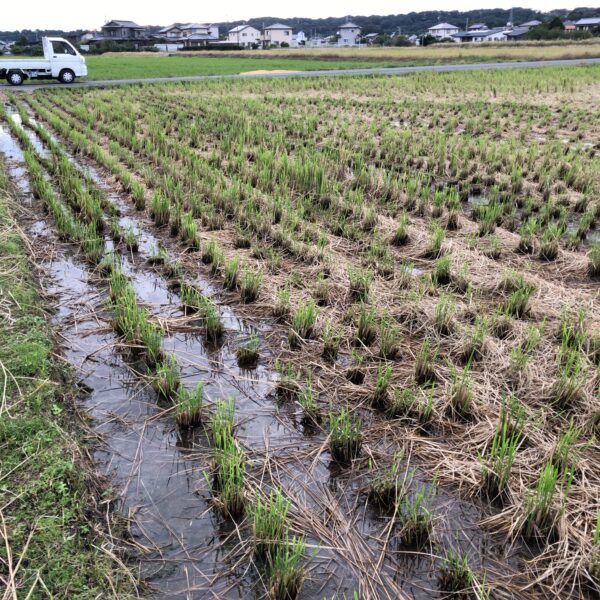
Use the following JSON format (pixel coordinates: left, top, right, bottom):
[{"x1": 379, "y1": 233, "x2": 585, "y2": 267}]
[{"x1": 1, "y1": 65, "x2": 600, "y2": 599}]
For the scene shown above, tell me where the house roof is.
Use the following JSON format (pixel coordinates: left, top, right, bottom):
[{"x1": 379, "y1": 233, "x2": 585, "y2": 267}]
[
  {"x1": 520, "y1": 20, "x2": 542, "y2": 27},
  {"x1": 468, "y1": 22, "x2": 488, "y2": 29},
  {"x1": 575, "y1": 17, "x2": 600, "y2": 25},
  {"x1": 103, "y1": 20, "x2": 144, "y2": 29},
  {"x1": 340, "y1": 22, "x2": 360, "y2": 29},
  {"x1": 229, "y1": 24, "x2": 258, "y2": 33},
  {"x1": 159, "y1": 23, "x2": 210, "y2": 33},
  {"x1": 158, "y1": 24, "x2": 183, "y2": 33},
  {"x1": 181, "y1": 23, "x2": 210, "y2": 30},
  {"x1": 505, "y1": 27, "x2": 529, "y2": 37},
  {"x1": 428, "y1": 22, "x2": 459, "y2": 30},
  {"x1": 264, "y1": 23, "x2": 292, "y2": 30},
  {"x1": 453, "y1": 28, "x2": 505, "y2": 39},
  {"x1": 184, "y1": 34, "x2": 218, "y2": 41}
]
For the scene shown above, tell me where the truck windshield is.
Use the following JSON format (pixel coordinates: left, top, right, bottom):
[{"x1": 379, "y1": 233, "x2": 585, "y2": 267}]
[{"x1": 51, "y1": 41, "x2": 76, "y2": 56}]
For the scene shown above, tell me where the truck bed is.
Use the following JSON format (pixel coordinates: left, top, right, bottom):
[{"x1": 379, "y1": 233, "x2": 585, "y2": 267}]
[{"x1": 0, "y1": 59, "x2": 51, "y2": 69}]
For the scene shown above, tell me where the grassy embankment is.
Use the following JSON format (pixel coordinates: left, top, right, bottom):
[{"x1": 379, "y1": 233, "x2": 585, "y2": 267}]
[{"x1": 0, "y1": 161, "x2": 137, "y2": 598}]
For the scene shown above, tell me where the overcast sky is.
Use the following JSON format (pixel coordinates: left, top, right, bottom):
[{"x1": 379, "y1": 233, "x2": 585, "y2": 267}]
[{"x1": 3, "y1": 0, "x2": 582, "y2": 30}]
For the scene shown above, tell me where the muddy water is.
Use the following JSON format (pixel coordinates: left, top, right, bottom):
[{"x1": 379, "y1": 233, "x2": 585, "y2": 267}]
[
  {"x1": 465, "y1": 191, "x2": 599, "y2": 248},
  {"x1": 29, "y1": 223, "x2": 344, "y2": 598},
  {"x1": 0, "y1": 107, "x2": 30, "y2": 193},
  {"x1": 8, "y1": 140, "x2": 361, "y2": 597},
  {"x1": 1, "y1": 107, "x2": 535, "y2": 599}
]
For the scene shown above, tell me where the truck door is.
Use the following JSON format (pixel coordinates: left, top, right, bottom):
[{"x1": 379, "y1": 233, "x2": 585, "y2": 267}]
[{"x1": 48, "y1": 40, "x2": 78, "y2": 77}]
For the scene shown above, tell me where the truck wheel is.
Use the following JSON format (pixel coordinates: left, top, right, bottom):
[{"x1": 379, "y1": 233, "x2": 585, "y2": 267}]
[
  {"x1": 7, "y1": 71, "x2": 24, "y2": 86},
  {"x1": 58, "y1": 69, "x2": 75, "y2": 84}
]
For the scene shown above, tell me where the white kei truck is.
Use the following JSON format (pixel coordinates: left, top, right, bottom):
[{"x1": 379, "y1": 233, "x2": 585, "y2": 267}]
[{"x1": 0, "y1": 37, "x2": 87, "y2": 86}]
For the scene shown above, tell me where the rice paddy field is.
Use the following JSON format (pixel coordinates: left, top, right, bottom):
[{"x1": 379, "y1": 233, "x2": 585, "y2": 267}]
[
  {"x1": 1, "y1": 64, "x2": 600, "y2": 599},
  {"x1": 78, "y1": 41, "x2": 600, "y2": 81},
  {"x1": 82, "y1": 54, "x2": 391, "y2": 80},
  {"x1": 183, "y1": 39, "x2": 600, "y2": 64}
]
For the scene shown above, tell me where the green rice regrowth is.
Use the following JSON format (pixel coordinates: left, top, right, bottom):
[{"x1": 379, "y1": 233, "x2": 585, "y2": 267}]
[
  {"x1": 252, "y1": 488, "x2": 290, "y2": 560},
  {"x1": 239, "y1": 267, "x2": 262, "y2": 303},
  {"x1": 268, "y1": 537, "x2": 306, "y2": 600},
  {"x1": 210, "y1": 396, "x2": 236, "y2": 450},
  {"x1": 175, "y1": 382, "x2": 204, "y2": 428},
  {"x1": 329, "y1": 408, "x2": 362, "y2": 462},
  {"x1": 236, "y1": 334, "x2": 260, "y2": 368},
  {"x1": 289, "y1": 300, "x2": 317, "y2": 348},
  {"x1": 153, "y1": 355, "x2": 180, "y2": 400}
]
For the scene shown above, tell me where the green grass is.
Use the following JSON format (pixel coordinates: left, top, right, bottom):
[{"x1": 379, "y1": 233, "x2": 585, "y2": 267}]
[
  {"x1": 480, "y1": 416, "x2": 520, "y2": 499},
  {"x1": 236, "y1": 334, "x2": 260, "y2": 368},
  {"x1": 0, "y1": 161, "x2": 137, "y2": 597},
  {"x1": 397, "y1": 486, "x2": 434, "y2": 548},
  {"x1": 289, "y1": 300, "x2": 317, "y2": 347},
  {"x1": 328, "y1": 408, "x2": 362, "y2": 462},
  {"x1": 82, "y1": 54, "x2": 397, "y2": 81},
  {"x1": 269, "y1": 537, "x2": 306, "y2": 600},
  {"x1": 211, "y1": 396, "x2": 236, "y2": 450},
  {"x1": 368, "y1": 458, "x2": 412, "y2": 510},
  {"x1": 524, "y1": 462, "x2": 572, "y2": 539},
  {"x1": 175, "y1": 382, "x2": 204, "y2": 428},
  {"x1": 252, "y1": 488, "x2": 290, "y2": 559},
  {"x1": 211, "y1": 436, "x2": 246, "y2": 519}
]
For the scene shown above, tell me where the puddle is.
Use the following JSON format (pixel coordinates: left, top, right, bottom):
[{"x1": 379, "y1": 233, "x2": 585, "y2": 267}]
[
  {"x1": 467, "y1": 195, "x2": 490, "y2": 208},
  {"x1": 566, "y1": 215, "x2": 599, "y2": 246},
  {"x1": 0, "y1": 120, "x2": 30, "y2": 193}
]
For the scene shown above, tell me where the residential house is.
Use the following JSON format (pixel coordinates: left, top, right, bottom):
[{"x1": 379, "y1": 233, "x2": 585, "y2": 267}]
[
  {"x1": 452, "y1": 28, "x2": 507, "y2": 43},
  {"x1": 291, "y1": 31, "x2": 307, "y2": 47},
  {"x1": 80, "y1": 31, "x2": 98, "y2": 42},
  {"x1": 158, "y1": 23, "x2": 186, "y2": 38},
  {"x1": 519, "y1": 19, "x2": 542, "y2": 29},
  {"x1": 563, "y1": 20, "x2": 577, "y2": 31},
  {"x1": 182, "y1": 34, "x2": 219, "y2": 48},
  {"x1": 472, "y1": 28, "x2": 507, "y2": 42},
  {"x1": 262, "y1": 23, "x2": 293, "y2": 47},
  {"x1": 468, "y1": 23, "x2": 488, "y2": 31},
  {"x1": 575, "y1": 18, "x2": 600, "y2": 30},
  {"x1": 159, "y1": 23, "x2": 219, "y2": 40},
  {"x1": 228, "y1": 25, "x2": 261, "y2": 47},
  {"x1": 306, "y1": 36, "x2": 329, "y2": 47},
  {"x1": 338, "y1": 21, "x2": 362, "y2": 46},
  {"x1": 363, "y1": 32, "x2": 380, "y2": 44},
  {"x1": 101, "y1": 20, "x2": 147, "y2": 40},
  {"x1": 504, "y1": 27, "x2": 530, "y2": 40},
  {"x1": 427, "y1": 22, "x2": 460, "y2": 39}
]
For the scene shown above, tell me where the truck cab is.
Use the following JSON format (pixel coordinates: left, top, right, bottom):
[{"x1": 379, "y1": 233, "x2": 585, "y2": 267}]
[
  {"x1": 0, "y1": 37, "x2": 87, "y2": 85},
  {"x1": 42, "y1": 37, "x2": 87, "y2": 81}
]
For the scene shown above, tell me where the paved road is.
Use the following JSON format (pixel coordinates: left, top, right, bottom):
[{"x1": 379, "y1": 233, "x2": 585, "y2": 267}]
[{"x1": 8, "y1": 57, "x2": 600, "y2": 91}]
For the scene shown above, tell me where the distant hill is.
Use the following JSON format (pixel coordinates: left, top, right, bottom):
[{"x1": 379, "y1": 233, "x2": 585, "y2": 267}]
[
  {"x1": 1, "y1": 7, "x2": 600, "y2": 41},
  {"x1": 214, "y1": 7, "x2": 600, "y2": 37}
]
